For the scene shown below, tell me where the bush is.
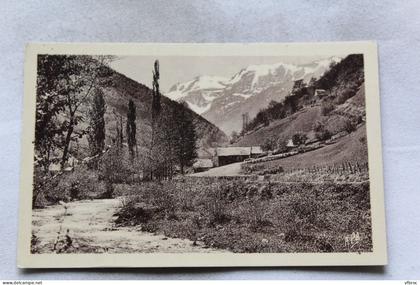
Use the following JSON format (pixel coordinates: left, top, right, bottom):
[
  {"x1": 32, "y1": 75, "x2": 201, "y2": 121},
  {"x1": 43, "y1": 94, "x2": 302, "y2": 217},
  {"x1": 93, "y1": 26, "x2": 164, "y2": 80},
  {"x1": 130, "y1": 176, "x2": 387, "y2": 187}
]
[
  {"x1": 32, "y1": 167, "x2": 61, "y2": 207},
  {"x1": 51, "y1": 166, "x2": 101, "y2": 202},
  {"x1": 321, "y1": 101, "x2": 335, "y2": 116},
  {"x1": 261, "y1": 136, "x2": 277, "y2": 151},
  {"x1": 335, "y1": 88, "x2": 356, "y2": 104},
  {"x1": 203, "y1": 187, "x2": 230, "y2": 226},
  {"x1": 115, "y1": 196, "x2": 160, "y2": 225},
  {"x1": 99, "y1": 147, "x2": 130, "y2": 184},
  {"x1": 140, "y1": 182, "x2": 177, "y2": 218},
  {"x1": 292, "y1": 132, "x2": 308, "y2": 146},
  {"x1": 343, "y1": 117, "x2": 357, "y2": 134},
  {"x1": 241, "y1": 163, "x2": 265, "y2": 174},
  {"x1": 112, "y1": 179, "x2": 372, "y2": 253},
  {"x1": 236, "y1": 198, "x2": 273, "y2": 232},
  {"x1": 313, "y1": 121, "x2": 332, "y2": 141}
]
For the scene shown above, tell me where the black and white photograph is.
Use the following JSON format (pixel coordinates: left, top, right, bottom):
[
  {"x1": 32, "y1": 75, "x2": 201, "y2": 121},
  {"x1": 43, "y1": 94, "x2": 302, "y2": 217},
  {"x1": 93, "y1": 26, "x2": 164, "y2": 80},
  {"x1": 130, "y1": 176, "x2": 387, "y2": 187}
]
[{"x1": 18, "y1": 43, "x2": 386, "y2": 267}]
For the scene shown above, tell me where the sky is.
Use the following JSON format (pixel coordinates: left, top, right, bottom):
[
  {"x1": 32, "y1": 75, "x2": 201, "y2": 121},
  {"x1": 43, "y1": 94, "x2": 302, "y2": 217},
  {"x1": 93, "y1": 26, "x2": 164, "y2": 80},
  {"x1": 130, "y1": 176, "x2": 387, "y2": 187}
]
[{"x1": 109, "y1": 55, "x2": 335, "y2": 93}]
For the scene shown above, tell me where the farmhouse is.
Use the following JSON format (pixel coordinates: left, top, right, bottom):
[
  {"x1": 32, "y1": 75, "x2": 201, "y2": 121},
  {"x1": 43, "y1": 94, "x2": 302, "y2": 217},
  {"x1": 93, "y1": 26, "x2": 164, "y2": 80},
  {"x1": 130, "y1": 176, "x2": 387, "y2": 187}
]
[
  {"x1": 214, "y1": 146, "x2": 263, "y2": 167},
  {"x1": 286, "y1": 139, "x2": 296, "y2": 148},
  {"x1": 193, "y1": 158, "x2": 214, "y2": 173},
  {"x1": 314, "y1": 89, "x2": 327, "y2": 99}
]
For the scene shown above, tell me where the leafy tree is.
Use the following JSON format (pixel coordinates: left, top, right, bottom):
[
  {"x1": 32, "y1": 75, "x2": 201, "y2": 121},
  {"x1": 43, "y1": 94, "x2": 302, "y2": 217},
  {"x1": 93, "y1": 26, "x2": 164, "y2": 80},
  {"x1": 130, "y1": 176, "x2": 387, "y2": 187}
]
[
  {"x1": 292, "y1": 79, "x2": 305, "y2": 93},
  {"x1": 283, "y1": 95, "x2": 299, "y2": 115},
  {"x1": 261, "y1": 136, "x2": 276, "y2": 152},
  {"x1": 335, "y1": 88, "x2": 356, "y2": 104},
  {"x1": 60, "y1": 56, "x2": 109, "y2": 170},
  {"x1": 99, "y1": 147, "x2": 126, "y2": 198},
  {"x1": 35, "y1": 55, "x2": 75, "y2": 172},
  {"x1": 313, "y1": 121, "x2": 332, "y2": 141},
  {"x1": 87, "y1": 88, "x2": 106, "y2": 156},
  {"x1": 126, "y1": 99, "x2": 137, "y2": 160},
  {"x1": 36, "y1": 55, "x2": 112, "y2": 170},
  {"x1": 317, "y1": 54, "x2": 363, "y2": 90},
  {"x1": 343, "y1": 117, "x2": 357, "y2": 134},
  {"x1": 292, "y1": 132, "x2": 308, "y2": 146}
]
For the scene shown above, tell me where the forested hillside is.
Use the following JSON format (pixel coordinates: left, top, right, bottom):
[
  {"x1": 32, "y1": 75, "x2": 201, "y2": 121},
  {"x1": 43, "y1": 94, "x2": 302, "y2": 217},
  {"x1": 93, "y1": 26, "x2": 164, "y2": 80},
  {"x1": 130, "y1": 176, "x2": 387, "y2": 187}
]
[
  {"x1": 96, "y1": 68, "x2": 228, "y2": 152},
  {"x1": 233, "y1": 54, "x2": 366, "y2": 153},
  {"x1": 35, "y1": 55, "x2": 227, "y2": 170}
]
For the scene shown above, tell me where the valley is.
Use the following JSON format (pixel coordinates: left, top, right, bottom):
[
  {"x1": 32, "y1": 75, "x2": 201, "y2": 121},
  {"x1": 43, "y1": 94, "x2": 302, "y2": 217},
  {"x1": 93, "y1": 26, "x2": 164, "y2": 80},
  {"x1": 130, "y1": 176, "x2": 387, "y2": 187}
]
[{"x1": 31, "y1": 53, "x2": 372, "y2": 254}]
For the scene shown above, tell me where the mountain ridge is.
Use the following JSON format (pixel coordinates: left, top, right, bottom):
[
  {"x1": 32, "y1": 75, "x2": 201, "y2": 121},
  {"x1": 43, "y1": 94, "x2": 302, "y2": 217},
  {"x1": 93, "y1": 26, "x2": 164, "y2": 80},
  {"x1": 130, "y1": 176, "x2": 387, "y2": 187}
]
[{"x1": 165, "y1": 56, "x2": 342, "y2": 134}]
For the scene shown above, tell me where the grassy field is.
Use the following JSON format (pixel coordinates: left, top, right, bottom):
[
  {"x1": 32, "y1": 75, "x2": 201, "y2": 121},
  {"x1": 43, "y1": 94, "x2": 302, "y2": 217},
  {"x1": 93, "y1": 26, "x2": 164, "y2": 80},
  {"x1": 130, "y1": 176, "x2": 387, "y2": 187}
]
[
  {"x1": 242, "y1": 125, "x2": 368, "y2": 173},
  {"x1": 114, "y1": 177, "x2": 372, "y2": 253}
]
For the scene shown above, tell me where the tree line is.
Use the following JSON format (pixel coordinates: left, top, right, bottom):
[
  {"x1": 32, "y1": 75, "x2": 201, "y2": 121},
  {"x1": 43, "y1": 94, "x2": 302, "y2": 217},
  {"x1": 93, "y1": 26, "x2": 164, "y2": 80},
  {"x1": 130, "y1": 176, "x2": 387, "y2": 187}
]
[
  {"x1": 34, "y1": 55, "x2": 197, "y2": 186},
  {"x1": 240, "y1": 54, "x2": 364, "y2": 136}
]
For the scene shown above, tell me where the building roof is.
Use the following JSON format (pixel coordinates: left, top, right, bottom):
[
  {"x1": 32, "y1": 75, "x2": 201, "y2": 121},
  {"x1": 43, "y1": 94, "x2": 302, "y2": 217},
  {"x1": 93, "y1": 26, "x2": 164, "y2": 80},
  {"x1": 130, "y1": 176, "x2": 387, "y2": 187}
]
[
  {"x1": 216, "y1": 146, "x2": 262, "y2": 157},
  {"x1": 197, "y1": 148, "x2": 216, "y2": 158},
  {"x1": 193, "y1": 158, "x2": 213, "y2": 169},
  {"x1": 314, "y1": 89, "x2": 327, "y2": 97}
]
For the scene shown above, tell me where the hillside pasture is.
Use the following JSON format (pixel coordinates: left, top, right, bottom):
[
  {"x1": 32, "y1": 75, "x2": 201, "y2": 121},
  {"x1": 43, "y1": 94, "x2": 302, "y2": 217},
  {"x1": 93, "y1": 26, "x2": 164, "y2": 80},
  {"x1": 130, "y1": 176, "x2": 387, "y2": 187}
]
[{"x1": 243, "y1": 124, "x2": 368, "y2": 173}]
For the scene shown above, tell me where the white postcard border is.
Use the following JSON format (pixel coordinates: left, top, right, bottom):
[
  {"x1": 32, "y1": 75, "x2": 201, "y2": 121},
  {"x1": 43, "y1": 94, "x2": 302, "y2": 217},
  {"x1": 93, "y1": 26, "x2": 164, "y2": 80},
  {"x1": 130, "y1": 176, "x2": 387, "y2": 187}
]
[{"x1": 18, "y1": 42, "x2": 387, "y2": 268}]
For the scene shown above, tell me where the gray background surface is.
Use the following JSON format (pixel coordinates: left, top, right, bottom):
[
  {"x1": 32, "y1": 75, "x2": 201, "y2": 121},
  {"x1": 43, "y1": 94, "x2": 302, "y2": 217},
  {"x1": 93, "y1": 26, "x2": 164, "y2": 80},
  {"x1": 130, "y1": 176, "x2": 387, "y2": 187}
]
[{"x1": 1, "y1": 0, "x2": 419, "y2": 280}]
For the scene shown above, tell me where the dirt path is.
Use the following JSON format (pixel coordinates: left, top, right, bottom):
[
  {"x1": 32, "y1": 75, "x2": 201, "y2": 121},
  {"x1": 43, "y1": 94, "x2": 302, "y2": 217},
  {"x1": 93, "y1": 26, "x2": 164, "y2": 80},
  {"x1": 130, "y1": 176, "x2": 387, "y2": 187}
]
[
  {"x1": 190, "y1": 162, "x2": 243, "y2": 176},
  {"x1": 31, "y1": 198, "x2": 222, "y2": 253}
]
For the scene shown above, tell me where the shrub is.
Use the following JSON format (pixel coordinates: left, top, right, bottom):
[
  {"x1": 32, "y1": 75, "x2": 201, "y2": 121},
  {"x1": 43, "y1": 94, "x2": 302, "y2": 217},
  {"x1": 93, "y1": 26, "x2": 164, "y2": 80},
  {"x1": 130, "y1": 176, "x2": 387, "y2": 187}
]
[
  {"x1": 115, "y1": 196, "x2": 159, "y2": 225},
  {"x1": 321, "y1": 101, "x2": 335, "y2": 116},
  {"x1": 203, "y1": 187, "x2": 230, "y2": 226},
  {"x1": 31, "y1": 233, "x2": 41, "y2": 253},
  {"x1": 52, "y1": 166, "x2": 100, "y2": 202},
  {"x1": 259, "y1": 165, "x2": 284, "y2": 175},
  {"x1": 313, "y1": 121, "x2": 332, "y2": 141},
  {"x1": 99, "y1": 147, "x2": 130, "y2": 184},
  {"x1": 335, "y1": 88, "x2": 356, "y2": 104},
  {"x1": 237, "y1": 198, "x2": 273, "y2": 232},
  {"x1": 241, "y1": 163, "x2": 265, "y2": 174},
  {"x1": 32, "y1": 167, "x2": 61, "y2": 207},
  {"x1": 343, "y1": 117, "x2": 357, "y2": 134},
  {"x1": 292, "y1": 132, "x2": 308, "y2": 146},
  {"x1": 261, "y1": 136, "x2": 277, "y2": 151},
  {"x1": 99, "y1": 180, "x2": 114, "y2": 199},
  {"x1": 143, "y1": 182, "x2": 176, "y2": 218}
]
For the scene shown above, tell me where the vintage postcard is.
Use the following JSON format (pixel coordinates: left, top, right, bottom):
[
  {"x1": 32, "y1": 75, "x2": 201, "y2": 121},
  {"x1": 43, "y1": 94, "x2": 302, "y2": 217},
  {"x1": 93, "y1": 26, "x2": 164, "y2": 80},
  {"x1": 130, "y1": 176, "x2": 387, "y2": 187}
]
[{"x1": 18, "y1": 42, "x2": 387, "y2": 267}]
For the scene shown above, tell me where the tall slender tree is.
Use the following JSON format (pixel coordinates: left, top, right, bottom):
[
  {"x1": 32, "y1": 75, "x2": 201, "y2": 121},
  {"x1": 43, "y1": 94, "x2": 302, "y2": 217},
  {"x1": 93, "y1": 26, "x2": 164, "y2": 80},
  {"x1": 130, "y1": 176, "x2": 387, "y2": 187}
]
[
  {"x1": 150, "y1": 60, "x2": 162, "y2": 179},
  {"x1": 173, "y1": 102, "x2": 197, "y2": 174},
  {"x1": 88, "y1": 88, "x2": 106, "y2": 156},
  {"x1": 126, "y1": 99, "x2": 137, "y2": 160},
  {"x1": 152, "y1": 60, "x2": 161, "y2": 119}
]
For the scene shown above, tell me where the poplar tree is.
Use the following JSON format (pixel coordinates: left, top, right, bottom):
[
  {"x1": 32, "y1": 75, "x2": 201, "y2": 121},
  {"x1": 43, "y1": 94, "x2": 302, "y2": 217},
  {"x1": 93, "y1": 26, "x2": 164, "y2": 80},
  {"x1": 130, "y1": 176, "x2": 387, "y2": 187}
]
[
  {"x1": 152, "y1": 60, "x2": 161, "y2": 119},
  {"x1": 150, "y1": 60, "x2": 162, "y2": 179},
  {"x1": 126, "y1": 99, "x2": 137, "y2": 160},
  {"x1": 88, "y1": 88, "x2": 106, "y2": 156}
]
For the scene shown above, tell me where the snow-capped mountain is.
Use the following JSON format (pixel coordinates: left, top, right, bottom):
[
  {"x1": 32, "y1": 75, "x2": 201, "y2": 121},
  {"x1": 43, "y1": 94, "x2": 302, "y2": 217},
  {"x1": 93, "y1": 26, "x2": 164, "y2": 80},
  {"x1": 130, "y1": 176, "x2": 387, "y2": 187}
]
[
  {"x1": 166, "y1": 56, "x2": 342, "y2": 134},
  {"x1": 167, "y1": 75, "x2": 228, "y2": 114}
]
